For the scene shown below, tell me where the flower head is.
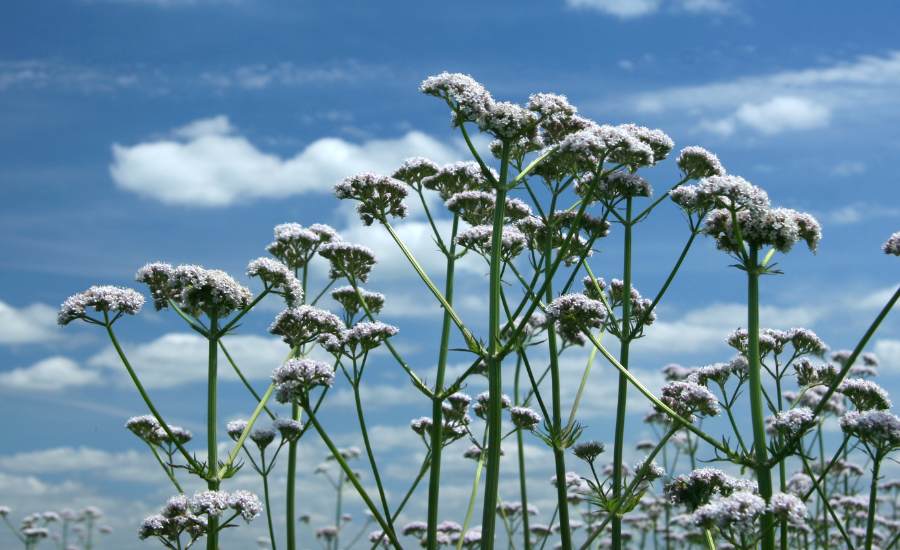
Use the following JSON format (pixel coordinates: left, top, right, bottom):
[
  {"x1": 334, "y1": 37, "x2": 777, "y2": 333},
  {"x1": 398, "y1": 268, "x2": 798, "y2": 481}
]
[
  {"x1": 676, "y1": 146, "x2": 725, "y2": 178},
  {"x1": 247, "y1": 257, "x2": 303, "y2": 307},
  {"x1": 445, "y1": 191, "x2": 533, "y2": 226},
  {"x1": 269, "y1": 305, "x2": 344, "y2": 347},
  {"x1": 58, "y1": 286, "x2": 144, "y2": 325},
  {"x1": 420, "y1": 72, "x2": 493, "y2": 127},
  {"x1": 330, "y1": 285, "x2": 385, "y2": 318},
  {"x1": 665, "y1": 468, "x2": 756, "y2": 511},
  {"x1": 226, "y1": 419, "x2": 248, "y2": 441},
  {"x1": 658, "y1": 381, "x2": 719, "y2": 422},
  {"x1": 318, "y1": 242, "x2": 377, "y2": 282},
  {"x1": 273, "y1": 418, "x2": 303, "y2": 441},
  {"x1": 545, "y1": 293, "x2": 607, "y2": 343},
  {"x1": 190, "y1": 491, "x2": 230, "y2": 517},
  {"x1": 167, "y1": 265, "x2": 252, "y2": 318},
  {"x1": 335, "y1": 172, "x2": 409, "y2": 225},
  {"x1": 266, "y1": 223, "x2": 338, "y2": 270},
  {"x1": 456, "y1": 225, "x2": 527, "y2": 260},
  {"x1": 391, "y1": 157, "x2": 440, "y2": 189},
  {"x1": 421, "y1": 161, "x2": 496, "y2": 199},
  {"x1": 527, "y1": 93, "x2": 588, "y2": 142},
  {"x1": 272, "y1": 359, "x2": 335, "y2": 402},
  {"x1": 126, "y1": 415, "x2": 161, "y2": 442},
  {"x1": 839, "y1": 378, "x2": 892, "y2": 411},
  {"x1": 509, "y1": 406, "x2": 542, "y2": 430},
  {"x1": 692, "y1": 491, "x2": 765, "y2": 530},
  {"x1": 473, "y1": 391, "x2": 512, "y2": 419},
  {"x1": 342, "y1": 321, "x2": 399, "y2": 353},
  {"x1": 883, "y1": 231, "x2": 900, "y2": 256},
  {"x1": 572, "y1": 440, "x2": 605, "y2": 463},
  {"x1": 768, "y1": 492, "x2": 807, "y2": 526},
  {"x1": 840, "y1": 410, "x2": 900, "y2": 450},
  {"x1": 768, "y1": 407, "x2": 817, "y2": 439},
  {"x1": 227, "y1": 491, "x2": 262, "y2": 522},
  {"x1": 135, "y1": 262, "x2": 175, "y2": 310}
]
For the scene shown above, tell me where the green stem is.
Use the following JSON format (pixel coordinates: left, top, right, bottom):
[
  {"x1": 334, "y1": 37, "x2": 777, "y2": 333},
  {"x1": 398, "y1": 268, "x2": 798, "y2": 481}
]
[
  {"x1": 612, "y1": 197, "x2": 633, "y2": 550},
  {"x1": 351, "y1": 379, "x2": 394, "y2": 535},
  {"x1": 335, "y1": 473, "x2": 344, "y2": 550},
  {"x1": 219, "y1": 382, "x2": 275, "y2": 479},
  {"x1": 147, "y1": 441, "x2": 183, "y2": 493},
  {"x1": 481, "y1": 141, "x2": 511, "y2": 549},
  {"x1": 103, "y1": 320, "x2": 199, "y2": 470},
  {"x1": 457, "y1": 445, "x2": 487, "y2": 550},
  {"x1": 303, "y1": 399, "x2": 401, "y2": 548},
  {"x1": 515, "y1": 357, "x2": 531, "y2": 550},
  {"x1": 865, "y1": 455, "x2": 882, "y2": 550},
  {"x1": 545, "y1": 213, "x2": 572, "y2": 550},
  {"x1": 286, "y1": 401, "x2": 300, "y2": 550},
  {"x1": 206, "y1": 313, "x2": 219, "y2": 550},
  {"x1": 427, "y1": 214, "x2": 459, "y2": 550},
  {"x1": 704, "y1": 529, "x2": 717, "y2": 550},
  {"x1": 746, "y1": 246, "x2": 775, "y2": 550},
  {"x1": 218, "y1": 340, "x2": 276, "y2": 420},
  {"x1": 263, "y1": 469, "x2": 277, "y2": 550}
]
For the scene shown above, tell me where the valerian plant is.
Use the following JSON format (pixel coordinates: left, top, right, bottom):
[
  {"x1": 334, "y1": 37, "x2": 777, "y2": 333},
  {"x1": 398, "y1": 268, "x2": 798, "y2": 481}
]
[{"x1": 55, "y1": 72, "x2": 899, "y2": 550}]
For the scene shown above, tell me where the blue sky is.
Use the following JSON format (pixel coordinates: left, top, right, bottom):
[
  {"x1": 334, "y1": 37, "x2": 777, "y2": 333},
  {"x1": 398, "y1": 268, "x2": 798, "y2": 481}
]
[{"x1": 1, "y1": 0, "x2": 899, "y2": 547}]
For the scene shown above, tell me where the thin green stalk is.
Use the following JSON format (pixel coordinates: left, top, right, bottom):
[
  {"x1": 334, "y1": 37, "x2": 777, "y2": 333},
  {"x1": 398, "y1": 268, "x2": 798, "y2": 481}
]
[
  {"x1": 263, "y1": 467, "x2": 277, "y2": 550},
  {"x1": 147, "y1": 441, "x2": 183, "y2": 493},
  {"x1": 544, "y1": 216, "x2": 572, "y2": 550},
  {"x1": 704, "y1": 530, "x2": 717, "y2": 550},
  {"x1": 746, "y1": 246, "x2": 775, "y2": 550},
  {"x1": 220, "y1": 382, "x2": 275, "y2": 478},
  {"x1": 334, "y1": 473, "x2": 344, "y2": 550},
  {"x1": 286, "y1": 401, "x2": 300, "y2": 550},
  {"x1": 481, "y1": 141, "x2": 511, "y2": 549},
  {"x1": 427, "y1": 214, "x2": 459, "y2": 550},
  {"x1": 351, "y1": 377, "x2": 394, "y2": 535},
  {"x1": 457, "y1": 446, "x2": 487, "y2": 550},
  {"x1": 303, "y1": 400, "x2": 401, "y2": 548},
  {"x1": 515, "y1": 357, "x2": 531, "y2": 550},
  {"x1": 218, "y1": 340, "x2": 276, "y2": 420},
  {"x1": 798, "y1": 452, "x2": 854, "y2": 549},
  {"x1": 865, "y1": 455, "x2": 882, "y2": 550},
  {"x1": 103, "y1": 320, "x2": 199, "y2": 470},
  {"x1": 612, "y1": 197, "x2": 634, "y2": 550},
  {"x1": 206, "y1": 313, "x2": 220, "y2": 550}
]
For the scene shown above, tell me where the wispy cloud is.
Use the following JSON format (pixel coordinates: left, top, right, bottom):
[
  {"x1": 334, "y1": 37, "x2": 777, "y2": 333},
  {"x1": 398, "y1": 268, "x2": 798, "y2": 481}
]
[
  {"x1": 626, "y1": 51, "x2": 900, "y2": 136},
  {"x1": 565, "y1": 0, "x2": 730, "y2": 19}
]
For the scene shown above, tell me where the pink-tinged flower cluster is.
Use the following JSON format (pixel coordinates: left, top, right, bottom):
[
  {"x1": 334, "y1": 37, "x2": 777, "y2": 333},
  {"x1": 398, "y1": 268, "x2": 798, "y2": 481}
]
[
  {"x1": 335, "y1": 172, "x2": 409, "y2": 226},
  {"x1": 247, "y1": 257, "x2": 303, "y2": 306},
  {"x1": 58, "y1": 285, "x2": 144, "y2": 325}
]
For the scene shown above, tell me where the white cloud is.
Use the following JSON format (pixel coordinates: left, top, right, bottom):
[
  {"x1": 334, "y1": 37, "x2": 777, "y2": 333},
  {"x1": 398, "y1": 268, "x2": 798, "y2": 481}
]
[
  {"x1": 700, "y1": 96, "x2": 831, "y2": 136},
  {"x1": 630, "y1": 51, "x2": 900, "y2": 136},
  {"x1": 0, "y1": 356, "x2": 102, "y2": 391},
  {"x1": 638, "y1": 301, "x2": 823, "y2": 354},
  {"x1": 0, "y1": 300, "x2": 58, "y2": 345},
  {"x1": 88, "y1": 332, "x2": 297, "y2": 388},
  {"x1": 565, "y1": 0, "x2": 728, "y2": 18},
  {"x1": 109, "y1": 116, "x2": 466, "y2": 207},
  {"x1": 875, "y1": 339, "x2": 900, "y2": 372},
  {"x1": 831, "y1": 161, "x2": 867, "y2": 177},
  {"x1": 823, "y1": 202, "x2": 900, "y2": 225},
  {"x1": 0, "y1": 447, "x2": 157, "y2": 482}
]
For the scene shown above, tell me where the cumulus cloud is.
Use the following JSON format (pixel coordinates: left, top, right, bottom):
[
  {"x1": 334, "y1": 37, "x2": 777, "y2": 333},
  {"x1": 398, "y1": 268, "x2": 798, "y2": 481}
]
[
  {"x1": 875, "y1": 339, "x2": 900, "y2": 372},
  {"x1": 109, "y1": 116, "x2": 466, "y2": 207},
  {"x1": 824, "y1": 202, "x2": 900, "y2": 225},
  {"x1": 700, "y1": 96, "x2": 831, "y2": 136},
  {"x1": 0, "y1": 447, "x2": 158, "y2": 482},
  {"x1": 628, "y1": 51, "x2": 900, "y2": 136},
  {"x1": 0, "y1": 300, "x2": 59, "y2": 345},
  {"x1": 565, "y1": 0, "x2": 729, "y2": 18},
  {"x1": 0, "y1": 356, "x2": 102, "y2": 391},
  {"x1": 88, "y1": 332, "x2": 300, "y2": 388}
]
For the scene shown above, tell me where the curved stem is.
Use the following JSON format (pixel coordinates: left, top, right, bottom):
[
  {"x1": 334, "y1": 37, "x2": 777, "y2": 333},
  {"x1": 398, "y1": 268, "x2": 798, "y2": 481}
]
[
  {"x1": 263, "y1": 468, "x2": 277, "y2": 550},
  {"x1": 515, "y1": 357, "x2": 531, "y2": 550},
  {"x1": 218, "y1": 340, "x2": 276, "y2": 420}
]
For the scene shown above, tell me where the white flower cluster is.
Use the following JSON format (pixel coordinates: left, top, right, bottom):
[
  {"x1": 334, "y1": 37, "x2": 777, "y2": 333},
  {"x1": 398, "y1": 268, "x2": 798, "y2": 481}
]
[
  {"x1": 266, "y1": 222, "x2": 339, "y2": 270},
  {"x1": 272, "y1": 358, "x2": 335, "y2": 402},
  {"x1": 334, "y1": 172, "x2": 409, "y2": 226},
  {"x1": 246, "y1": 257, "x2": 303, "y2": 307},
  {"x1": 456, "y1": 224, "x2": 527, "y2": 260},
  {"x1": 58, "y1": 285, "x2": 145, "y2": 325},
  {"x1": 318, "y1": 241, "x2": 377, "y2": 283},
  {"x1": 269, "y1": 305, "x2": 344, "y2": 347},
  {"x1": 545, "y1": 293, "x2": 607, "y2": 343}
]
